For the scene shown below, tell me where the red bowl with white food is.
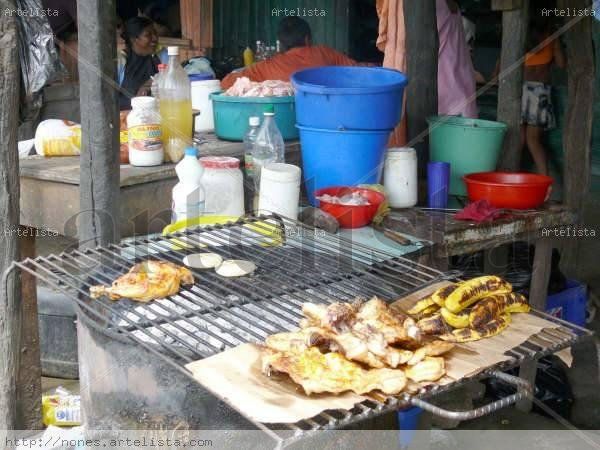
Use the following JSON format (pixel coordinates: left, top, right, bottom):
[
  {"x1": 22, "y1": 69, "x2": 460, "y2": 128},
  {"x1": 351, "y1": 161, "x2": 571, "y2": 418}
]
[{"x1": 314, "y1": 186, "x2": 385, "y2": 229}]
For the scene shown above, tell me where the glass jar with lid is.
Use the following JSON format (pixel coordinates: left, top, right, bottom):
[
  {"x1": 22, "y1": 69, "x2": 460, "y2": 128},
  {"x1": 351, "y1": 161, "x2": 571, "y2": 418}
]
[{"x1": 199, "y1": 156, "x2": 245, "y2": 216}]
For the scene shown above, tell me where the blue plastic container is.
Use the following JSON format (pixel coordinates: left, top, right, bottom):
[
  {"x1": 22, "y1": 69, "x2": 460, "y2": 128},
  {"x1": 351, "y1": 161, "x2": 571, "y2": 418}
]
[
  {"x1": 297, "y1": 125, "x2": 392, "y2": 205},
  {"x1": 210, "y1": 93, "x2": 298, "y2": 141},
  {"x1": 546, "y1": 279, "x2": 587, "y2": 327},
  {"x1": 398, "y1": 407, "x2": 423, "y2": 447},
  {"x1": 291, "y1": 66, "x2": 408, "y2": 130}
]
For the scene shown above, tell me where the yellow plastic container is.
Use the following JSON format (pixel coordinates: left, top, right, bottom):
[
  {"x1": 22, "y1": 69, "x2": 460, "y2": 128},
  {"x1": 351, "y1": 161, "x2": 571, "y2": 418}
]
[
  {"x1": 243, "y1": 46, "x2": 254, "y2": 67},
  {"x1": 162, "y1": 215, "x2": 284, "y2": 249}
]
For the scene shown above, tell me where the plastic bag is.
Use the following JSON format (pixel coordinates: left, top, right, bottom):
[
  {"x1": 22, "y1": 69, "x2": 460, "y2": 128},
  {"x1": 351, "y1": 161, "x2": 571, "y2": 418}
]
[
  {"x1": 15, "y1": 0, "x2": 66, "y2": 98},
  {"x1": 42, "y1": 386, "x2": 81, "y2": 427},
  {"x1": 34, "y1": 119, "x2": 81, "y2": 156},
  {"x1": 184, "y1": 57, "x2": 216, "y2": 78}
]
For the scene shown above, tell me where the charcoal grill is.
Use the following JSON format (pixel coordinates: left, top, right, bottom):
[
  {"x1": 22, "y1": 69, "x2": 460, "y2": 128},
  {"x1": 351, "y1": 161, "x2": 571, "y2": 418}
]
[{"x1": 3, "y1": 215, "x2": 592, "y2": 447}]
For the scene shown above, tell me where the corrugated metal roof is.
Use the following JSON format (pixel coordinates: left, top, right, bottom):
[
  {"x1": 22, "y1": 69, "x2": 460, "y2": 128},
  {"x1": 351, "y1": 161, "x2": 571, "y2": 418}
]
[{"x1": 212, "y1": 0, "x2": 350, "y2": 60}]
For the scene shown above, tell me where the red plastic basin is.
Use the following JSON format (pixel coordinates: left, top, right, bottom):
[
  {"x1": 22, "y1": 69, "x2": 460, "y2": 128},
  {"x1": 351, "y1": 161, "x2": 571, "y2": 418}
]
[
  {"x1": 314, "y1": 187, "x2": 385, "y2": 229},
  {"x1": 463, "y1": 172, "x2": 553, "y2": 209}
]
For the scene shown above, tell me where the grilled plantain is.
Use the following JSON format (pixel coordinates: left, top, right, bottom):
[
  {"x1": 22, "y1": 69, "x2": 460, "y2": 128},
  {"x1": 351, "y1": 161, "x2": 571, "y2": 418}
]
[
  {"x1": 407, "y1": 296, "x2": 437, "y2": 315},
  {"x1": 416, "y1": 313, "x2": 451, "y2": 335},
  {"x1": 469, "y1": 293, "x2": 530, "y2": 329},
  {"x1": 405, "y1": 357, "x2": 446, "y2": 382},
  {"x1": 444, "y1": 276, "x2": 512, "y2": 313},
  {"x1": 407, "y1": 340, "x2": 455, "y2": 365},
  {"x1": 440, "y1": 313, "x2": 512, "y2": 342},
  {"x1": 431, "y1": 284, "x2": 460, "y2": 307},
  {"x1": 440, "y1": 307, "x2": 470, "y2": 328}
]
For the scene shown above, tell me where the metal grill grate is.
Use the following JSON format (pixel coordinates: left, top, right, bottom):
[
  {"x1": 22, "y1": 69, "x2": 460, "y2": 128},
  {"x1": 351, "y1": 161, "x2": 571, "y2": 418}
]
[{"x1": 4, "y1": 215, "x2": 592, "y2": 446}]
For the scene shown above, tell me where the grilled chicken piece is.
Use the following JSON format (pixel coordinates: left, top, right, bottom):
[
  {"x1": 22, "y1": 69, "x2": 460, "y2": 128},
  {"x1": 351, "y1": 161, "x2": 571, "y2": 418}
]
[
  {"x1": 266, "y1": 328, "x2": 413, "y2": 369},
  {"x1": 405, "y1": 357, "x2": 446, "y2": 383},
  {"x1": 407, "y1": 340, "x2": 455, "y2": 366},
  {"x1": 262, "y1": 347, "x2": 407, "y2": 395},
  {"x1": 89, "y1": 260, "x2": 194, "y2": 302},
  {"x1": 356, "y1": 297, "x2": 421, "y2": 344},
  {"x1": 301, "y1": 302, "x2": 358, "y2": 333}
]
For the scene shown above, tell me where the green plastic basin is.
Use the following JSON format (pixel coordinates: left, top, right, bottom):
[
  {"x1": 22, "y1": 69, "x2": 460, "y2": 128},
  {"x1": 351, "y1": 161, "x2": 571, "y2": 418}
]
[
  {"x1": 210, "y1": 93, "x2": 298, "y2": 141},
  {"x1": 427, "y1": 116, "x2": 507, "y2": 196}
]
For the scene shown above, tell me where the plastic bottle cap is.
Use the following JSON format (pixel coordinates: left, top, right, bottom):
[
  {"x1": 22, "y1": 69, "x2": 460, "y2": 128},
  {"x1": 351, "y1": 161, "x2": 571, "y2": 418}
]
[
  {"x1": 249, "y1": 116, "x2": 260, "y2": 126},
  {"x1": 263, "y1": 105, "x2": 275, "y2": 115},
  {"x1": 200, "y1": 156, "x2": 240, "y2": 169},
  {"x1": 168, "y1": 46, "x2": 179, "y2": 56},
  {"x1": 158, "y1": 64, "x2": 167, "y2": 70},
  {"x1": 131, "y1": 96, "x2": 157, "y2": 109},
  {"x1": 184, "y1": 147, "x2": 197, "y2": 157}
]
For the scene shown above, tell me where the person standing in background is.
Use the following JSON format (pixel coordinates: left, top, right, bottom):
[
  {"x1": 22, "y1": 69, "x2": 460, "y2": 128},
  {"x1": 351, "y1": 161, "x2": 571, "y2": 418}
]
[
  {"x1": 520, "y1": 15, "x2": 565, "y2": 175},
  {"x1": 436, "y1": 0, "x2": 478, "y2": 118}
]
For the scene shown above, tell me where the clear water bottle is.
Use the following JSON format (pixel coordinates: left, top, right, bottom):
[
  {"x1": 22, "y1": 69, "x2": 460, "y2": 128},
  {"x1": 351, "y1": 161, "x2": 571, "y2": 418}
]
[
  {"x1": 243, "y1": 116, "x2": 260, "y2": 211},
  {"x1": 252, "y1": 107, "x2": 284, "y2": 193},
  {"x1": 151, "y1": 63, "x2": 167, "y2": 99}
]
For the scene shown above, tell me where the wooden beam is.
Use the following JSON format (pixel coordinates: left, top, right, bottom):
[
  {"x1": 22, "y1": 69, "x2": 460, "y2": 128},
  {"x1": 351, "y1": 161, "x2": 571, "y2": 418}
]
[
  {"x1": 558, "y1": 0, "x2": 594, "y2": 275},
  {"x1": 181, "y1": 0, "x2": 213, "y2": 51},
  {"x1": 77, "y1": 0, "x2": 120, "y2": 248},
  {"x1": 491, "y1": 0, "x2": 523, "y2": 10},
  {"x1": 0, "y1": 0, "x2": 21, "y2": 432},
  {"x1": 16, "y1": 230, "x2": 42, "y2": 430},
  {"x1": 497, "y1": 1, "x2": 529, "y2": 171},
  {"x1": 404, "y1": 0, "x2": 438, "y2": 175}
]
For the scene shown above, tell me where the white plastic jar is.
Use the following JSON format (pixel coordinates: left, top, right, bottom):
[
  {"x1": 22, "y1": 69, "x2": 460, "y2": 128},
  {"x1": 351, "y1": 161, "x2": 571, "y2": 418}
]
[
  {"x1": 384, "y1": 147, "x2": 418, "y2": 208},
  {"x1": 199, "y1": 156, "x2": 245, "y2": 216},
  {"x1": 258, "y1": 163, "x2": 301, "y2": 219},
  {"x1": 127, "y1": 96, "x2": 164, "y2": 166}
]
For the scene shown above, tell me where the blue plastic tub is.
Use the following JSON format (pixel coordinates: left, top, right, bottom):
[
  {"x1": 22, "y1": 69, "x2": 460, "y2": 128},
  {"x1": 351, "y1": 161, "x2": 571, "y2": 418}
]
[
  {"x1": 210, "y1": 93, "x2": 298, "y2": 141},
  {"x1": 398, "y1": 407, "x2": 423, "y2": 447},
  {"x1": 291, "y1": 66, "x2": 408, "y2": 130},
  {"x1": 546, "y1": 279, "x2": 587, "y2": 327},
  {"x1": 297, "y1": 125, "x2": 392, "y2": 205}
]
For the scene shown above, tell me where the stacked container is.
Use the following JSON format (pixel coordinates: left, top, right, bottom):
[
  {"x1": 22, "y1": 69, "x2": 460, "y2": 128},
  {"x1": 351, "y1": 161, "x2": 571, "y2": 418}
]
[{"x1": 291, "y1": 66, "x2": 408, "y2": 205}]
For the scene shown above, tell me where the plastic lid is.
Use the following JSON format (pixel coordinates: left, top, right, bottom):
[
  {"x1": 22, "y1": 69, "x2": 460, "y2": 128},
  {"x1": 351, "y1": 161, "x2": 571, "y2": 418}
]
[
  {"x1": 249, "y1": 116, "x2": 260, "y2": 126},
  {"x1": 261, "y1": 163, "x2": 301, "y2": 182},
  {"x1": 200, "y1": 156, "x2": 240, "y2": 169},
  {"x1": 263, "y1": 105, "x2": 275, "y2": 115},
  {"x1": 387, "y1": 147, "x2": 416, "y2": 159},
  {"x1": 184, "y1": 147, "x2": 198, "y2": 157},
  {"x1": 189, "y1": 73, "x2": 215, "y2": 81},
  {"x1": 168, "y1": 46, "x2": 179, "y2": 56},
  {"x1": 158, "y1": 64, "x2": 167, "y2": 70},
  {"x1": 131, "y1": 96, "x2": 157, "y2": 109}
]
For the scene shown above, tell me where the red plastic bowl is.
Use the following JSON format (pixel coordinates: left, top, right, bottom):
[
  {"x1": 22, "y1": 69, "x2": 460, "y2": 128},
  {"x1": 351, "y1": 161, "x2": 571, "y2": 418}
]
[
  {"x1": 463, "y1": 172, "x2": 553, "y2": 209},
  {"x1": 314, "y1": 186, "x2": 385, "y2": 229}
]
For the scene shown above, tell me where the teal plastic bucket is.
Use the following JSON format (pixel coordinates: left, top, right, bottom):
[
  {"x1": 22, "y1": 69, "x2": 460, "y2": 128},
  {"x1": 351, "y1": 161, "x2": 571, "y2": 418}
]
[
  {"x1": 427, "y1": 116, "x2": 507, "y2": 196},
  {"x1": 210, "y1": 93, "x2": 298, "y2": 141}
]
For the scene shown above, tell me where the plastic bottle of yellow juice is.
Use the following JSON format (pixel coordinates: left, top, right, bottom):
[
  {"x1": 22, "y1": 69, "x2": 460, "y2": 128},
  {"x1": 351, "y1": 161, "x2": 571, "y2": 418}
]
[{"x1": 160, "y1": 46, "x2": 193, "y2": 163}]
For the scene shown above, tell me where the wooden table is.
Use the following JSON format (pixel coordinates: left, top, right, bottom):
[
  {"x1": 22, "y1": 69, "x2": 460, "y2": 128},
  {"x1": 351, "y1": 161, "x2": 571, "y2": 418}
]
[
  {"x1": 19, "y1": 136, "x2": 301, "y2": 238},
  {"x1": 384, "y1": 204, "x2": 576, "y2": 412}
]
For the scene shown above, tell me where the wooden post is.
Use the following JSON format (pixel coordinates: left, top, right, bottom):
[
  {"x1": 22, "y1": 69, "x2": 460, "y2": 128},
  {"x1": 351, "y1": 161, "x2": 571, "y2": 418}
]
[
  {"x1": 403, "y1": 0, "x2": 438, "y2": 173},
  {"x1": 0, "y1": 0, "x2": 22, "y2": 432},
  {"x1": 180, "y1": 0, "x2": 213, "y2": 60},
  {"x1": 557, "y1": 0, "x2": 597, "y2": 429},
  {"x1": 496, "y1": 0, "x2": 529, "y2": 170},
  {"x1": 557, "y1": 0, "x2": 594, "y2": 274},
  {"x1": 77, "y1": 0, "x2": 120, "y2": 248}
]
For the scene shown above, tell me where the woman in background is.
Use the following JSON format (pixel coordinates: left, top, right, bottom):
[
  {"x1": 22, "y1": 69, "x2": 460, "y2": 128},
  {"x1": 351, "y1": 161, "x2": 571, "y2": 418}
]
[
  {"x1": 118, "y1": 16, "x2": 160, "y2": 110},
  {"x1": 521, "y1": 16, "x2": 565, "y2": 175}
]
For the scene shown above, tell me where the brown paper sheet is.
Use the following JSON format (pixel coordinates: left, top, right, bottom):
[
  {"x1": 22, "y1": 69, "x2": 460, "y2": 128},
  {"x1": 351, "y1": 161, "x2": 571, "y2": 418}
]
[
  {"x1": 185, "y1": 343, "x2": 366, "y2": 424},
  {"x1": 185, "y1": 282, "x2": 570, "y2": 424}
]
